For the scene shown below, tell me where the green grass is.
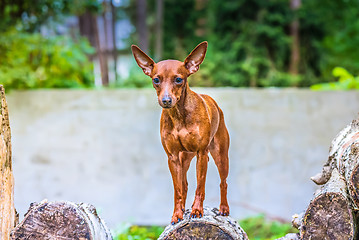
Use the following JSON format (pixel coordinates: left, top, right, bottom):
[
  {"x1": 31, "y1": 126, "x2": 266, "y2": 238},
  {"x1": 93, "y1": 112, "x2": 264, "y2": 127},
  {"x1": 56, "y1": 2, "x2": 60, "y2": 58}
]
[
  {"x1": 112, "y1": 215, "x2": 297, "y2": 240},
  {"x1": 112, "y1": 223, "x2": 164, "y2": 240},
  {"x1": 239, "y1": 215, "x2": 298, "y2": 240}
]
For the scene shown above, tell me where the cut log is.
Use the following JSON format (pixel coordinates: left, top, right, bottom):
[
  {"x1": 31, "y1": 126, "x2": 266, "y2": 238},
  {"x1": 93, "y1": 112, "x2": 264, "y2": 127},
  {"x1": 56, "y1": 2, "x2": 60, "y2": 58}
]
[
  {"x1": 10, "y1": 200, "x2": 113, "y2": 240},
  {"x1": 0, "y1": 85, "x2": 17, "y2": 240},
  {"x1": 158, "y1": 207, "x2": 249, "y2": 240},
  {"x1": 300, "y1": 168, "x2": 357, "y2": 239},
  {"x1": 290, "y1": 117, "x2": 359, "y2": 239}
]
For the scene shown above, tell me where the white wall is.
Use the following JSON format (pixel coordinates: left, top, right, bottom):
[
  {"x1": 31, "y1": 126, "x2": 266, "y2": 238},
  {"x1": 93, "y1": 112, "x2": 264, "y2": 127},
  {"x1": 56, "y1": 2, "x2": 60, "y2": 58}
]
[{"x1": 6, "y1": 88, "x2": 359, "y2": 228}]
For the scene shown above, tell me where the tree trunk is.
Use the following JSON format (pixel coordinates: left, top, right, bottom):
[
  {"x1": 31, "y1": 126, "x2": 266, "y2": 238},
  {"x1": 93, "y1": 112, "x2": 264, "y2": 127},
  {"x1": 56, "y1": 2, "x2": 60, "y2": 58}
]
[
  {"x1": 136, "y1": 0, "x2": 149, "y2": 52},
  {"x1": 10, "y1": 200, "x2": 112, "y2": 240},
  {"x1": 0, "y1": 85, "x2": 17, "y2": 240},
  {"x1": 79, "y1": 11, "x2": 97, "y2": 48},
  {"x1": 93, "y1": 14, "x2": 109, "y2": 86},
  {"x1": 154, "y1": 0, "x2": 164, "y2": 61},
  {"x1": 289, "y1": 0, "x2": 301, "y2": 76},
  {"x1": 111, "y1": 1, "x2": 118, "y2": 83},
  {"x1": 79, "y1": 11, "x2": 109, "y2": 86},
  {"x1": 158, "y1": 207, "x2": 249, "y2": 240}
]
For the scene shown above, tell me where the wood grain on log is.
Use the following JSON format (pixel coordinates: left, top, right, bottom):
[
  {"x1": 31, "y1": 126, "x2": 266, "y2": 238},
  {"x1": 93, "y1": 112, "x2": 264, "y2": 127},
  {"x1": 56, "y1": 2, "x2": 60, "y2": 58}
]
[
  {"x1": 301, "y1": 169, "x2": 357, "y2": 239},
  {"x1": 10, "y1": 200, "x2": 113, "y2": 240},
  {"x1": 0, "y1": 85, "x2": 17, "y2": 240},
  {"x1": 158, "y1": 207, "x2": 249, "y2": 240}
]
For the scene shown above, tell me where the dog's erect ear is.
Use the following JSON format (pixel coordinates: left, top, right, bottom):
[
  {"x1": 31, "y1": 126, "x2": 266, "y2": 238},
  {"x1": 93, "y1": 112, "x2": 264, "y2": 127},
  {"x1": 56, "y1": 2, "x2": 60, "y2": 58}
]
[
  {"x1": 184, "y1": 41, "x2": 208, "y2": 75},
  {"x1": 131, "y1": 45, "x2": 155, "y2": 76}
]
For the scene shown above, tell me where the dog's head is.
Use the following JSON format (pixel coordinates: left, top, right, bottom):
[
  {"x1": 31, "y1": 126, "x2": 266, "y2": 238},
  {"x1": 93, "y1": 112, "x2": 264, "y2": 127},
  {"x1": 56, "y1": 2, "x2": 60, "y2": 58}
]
[{"x1": 131, "y1": 42, "x2": 207, "y2": 109}]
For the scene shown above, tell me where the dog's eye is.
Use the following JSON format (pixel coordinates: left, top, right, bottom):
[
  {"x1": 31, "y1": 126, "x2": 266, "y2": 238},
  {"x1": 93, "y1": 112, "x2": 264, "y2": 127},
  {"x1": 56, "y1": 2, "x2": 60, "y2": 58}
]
[
  {"x1": 153, "y1": 78, "x2": 160, "y2": 84},
  {"x1": 175, "y1": 77, "x2": 183, "y2": 84}
]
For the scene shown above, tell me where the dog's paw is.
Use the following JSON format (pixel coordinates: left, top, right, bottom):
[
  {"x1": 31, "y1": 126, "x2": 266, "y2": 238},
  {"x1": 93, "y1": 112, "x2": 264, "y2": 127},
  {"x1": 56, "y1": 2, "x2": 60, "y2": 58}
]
[
  {"x1": 190, "y1": 207, "x2": 203, "y2": 218},
  {"x1": 219, "y1": 204, "x2": 230, "y2": 216},
  {"x1": 171, "y1": 211, "x2": 183, "y2": 225}
]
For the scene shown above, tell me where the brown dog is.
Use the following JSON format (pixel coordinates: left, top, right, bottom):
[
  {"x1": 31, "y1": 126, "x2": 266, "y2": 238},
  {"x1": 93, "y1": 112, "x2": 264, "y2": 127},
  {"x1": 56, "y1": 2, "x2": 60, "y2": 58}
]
[{"x1": 131, "y1": 41, "x2": 230, "y2": 224}]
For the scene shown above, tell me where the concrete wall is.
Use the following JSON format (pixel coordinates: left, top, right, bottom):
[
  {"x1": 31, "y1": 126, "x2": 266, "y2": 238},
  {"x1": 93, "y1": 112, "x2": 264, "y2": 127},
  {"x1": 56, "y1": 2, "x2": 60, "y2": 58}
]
[{"x1": 6, "y1": 88, "x2": 359, "y2": 228}]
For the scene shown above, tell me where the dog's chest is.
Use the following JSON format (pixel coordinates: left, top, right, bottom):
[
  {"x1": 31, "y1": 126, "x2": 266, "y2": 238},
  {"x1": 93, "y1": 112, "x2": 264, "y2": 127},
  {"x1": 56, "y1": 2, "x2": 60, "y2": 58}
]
[{"x1": 165, "y1": 125, "x2": 202, "y2": 152}]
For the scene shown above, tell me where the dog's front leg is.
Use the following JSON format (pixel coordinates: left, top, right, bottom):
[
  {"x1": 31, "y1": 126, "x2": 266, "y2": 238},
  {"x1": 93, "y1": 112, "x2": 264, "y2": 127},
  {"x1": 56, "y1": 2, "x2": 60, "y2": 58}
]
[
  {"x1": 190, "y1": 150, "x2": 209, "y2": 218},
  {"x1": 168, "y1": 154, "x2": 184, "y2": 224}
]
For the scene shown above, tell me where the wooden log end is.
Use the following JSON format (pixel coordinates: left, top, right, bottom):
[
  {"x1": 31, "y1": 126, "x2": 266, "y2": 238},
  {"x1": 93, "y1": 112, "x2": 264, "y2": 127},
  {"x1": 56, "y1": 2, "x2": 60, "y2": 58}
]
[
  {"x1": 158, "y1": 207, "x2": 249, "y2": 240},
  {"x1": 301, "y1": 192, "x2": 356, "y2": 239},
  {"x1": 10, "y1": 200, "x2": 112, "y2": 240}
]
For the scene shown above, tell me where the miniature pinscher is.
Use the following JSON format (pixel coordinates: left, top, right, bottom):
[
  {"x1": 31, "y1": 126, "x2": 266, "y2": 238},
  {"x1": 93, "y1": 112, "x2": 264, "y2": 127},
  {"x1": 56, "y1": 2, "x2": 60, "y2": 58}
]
[{"x1": 131, "y1": 41, "x2": 230, "y2": 224}]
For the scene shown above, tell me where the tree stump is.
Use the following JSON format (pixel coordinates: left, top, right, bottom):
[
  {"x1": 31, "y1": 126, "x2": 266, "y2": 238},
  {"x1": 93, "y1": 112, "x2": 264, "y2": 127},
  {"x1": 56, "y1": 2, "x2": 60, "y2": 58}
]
[
  {"x1": 10, "y1": 200, "x2": 113, "y2": 240},
  {"x1": 300, "y1": 168, "x2": 357, "y2": 239},
  {"x1": 0, "y1": 85, "x2": 17, "y2": 240},
  {"x1": 158, "y1": 207, "x2": 249, "y2": 240},
  {"x1": 293, "y1": 117, "x2": 359, "y2": 239}
]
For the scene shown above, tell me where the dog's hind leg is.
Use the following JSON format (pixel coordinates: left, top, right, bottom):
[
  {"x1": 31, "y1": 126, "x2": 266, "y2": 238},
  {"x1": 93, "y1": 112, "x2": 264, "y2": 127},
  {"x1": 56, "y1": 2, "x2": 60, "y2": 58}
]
[{"x1": 209, "y1": 116, "x2": 230, "y2": 216}]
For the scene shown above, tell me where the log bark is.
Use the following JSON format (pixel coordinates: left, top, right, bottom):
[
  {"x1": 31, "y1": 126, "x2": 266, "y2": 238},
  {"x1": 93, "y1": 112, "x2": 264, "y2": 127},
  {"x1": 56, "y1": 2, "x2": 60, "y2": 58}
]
[
  {"x1": 158, "y1": 207, "x2": 249, "y2": 240},
  {"x1": 289, "y1": 0, "x2": 301, "y2": 76},
  {"x1": 300, "y1": 168, "x2": 357, "y2": 239},
  {"x1": 291, "y1": 117, "x2": 359, "y2": 239},
  {"x1": 311, "y1": 118, "x2": 359, "y2": 208},
  {"x1": 0, "y1": 85, "x2": 17, "y2": 240},
  {"x1": 10, "y1": 200, "x2": 112, "y2": 240},
  {"x1": 311, "y1": 119, "x2": 359, "y2": 186}
]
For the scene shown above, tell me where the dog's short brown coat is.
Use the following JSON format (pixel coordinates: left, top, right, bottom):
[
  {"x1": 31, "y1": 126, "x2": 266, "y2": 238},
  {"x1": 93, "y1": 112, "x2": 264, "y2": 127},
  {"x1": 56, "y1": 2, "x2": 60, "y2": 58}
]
[{"x1": 131, "y1": 42, "x2": 230, "y2": 224}]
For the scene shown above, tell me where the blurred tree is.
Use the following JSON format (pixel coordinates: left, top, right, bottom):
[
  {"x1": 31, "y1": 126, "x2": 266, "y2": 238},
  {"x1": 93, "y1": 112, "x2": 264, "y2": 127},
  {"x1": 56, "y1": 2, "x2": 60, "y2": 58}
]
[
  {"x1": 111, "y1": 1, "x2": 118, "y2": 83},
  {"x1": 136, "y1": 0, "x2": 149, "y2": 52},
  {"x1": 162, "y1": 0, "x2": 206, "y2": 60},
  {"x1": 76, "y1": 0, "x2": 359, "y2": 88},
  {"x1": 0, "y1": 0, "x2": 101, "y2": 89},
  {"x1": 289, "y1": 0, "x2": 301, "y2": 76},
  {"x1": 154, "y1": 0, "x2": 164, "y2": 61},
  {"x1": 0, "y1": 0, "x2": 102, "y2": 32},
  {"x1": 0, "y1": 0, "x2": 70, "y2": 32},
  {"x1": 0, "y1": 30, "x2": 95, "y2": 89},
  {"x1": 206, "y1": 0, "x2": 294, "y2": 87},
  {"x1": 302, "y1": 0, "x2": 359, "y2": 80}
]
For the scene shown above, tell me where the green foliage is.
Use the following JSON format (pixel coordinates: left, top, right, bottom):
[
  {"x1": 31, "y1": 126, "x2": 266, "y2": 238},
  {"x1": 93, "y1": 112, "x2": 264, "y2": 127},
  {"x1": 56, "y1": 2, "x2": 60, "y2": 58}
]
[
  {"x1": 0, "y1": 0, "x2": 102, "y2": 32},
  {"x1": 311, "y1": 67, "x2": 359, "y2": 90},
  {"x1": 197, "y1": 0, "x2": 298, "y2": 87},
  {"x1": 239, "y1": 215, "x2": 298, "y2": 240},
  {"x1": 300, "y1": 0, "x2": 359, "y2": 84},
  {"x1": 112, "y1": 224, "x2": 164, "y2": 240},
  {"x1": 125, "y1": 0, "x2": 359, "y2": 88},
  {"x1": 0, "y1": 29, "x2": 95, "y2": 90},
  {"x1": 161, "y1": 0, "x2": 206, "y2": 61},
  {"x1": 150, "y1": 0, "x2": 306, "y2": 88}
]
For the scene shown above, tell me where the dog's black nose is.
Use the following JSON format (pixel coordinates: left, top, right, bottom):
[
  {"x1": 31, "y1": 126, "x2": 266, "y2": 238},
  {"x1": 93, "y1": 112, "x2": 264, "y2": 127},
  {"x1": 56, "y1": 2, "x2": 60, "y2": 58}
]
[{"x1": 162, "y1": 96, "x2": 172, "y2": 107}]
